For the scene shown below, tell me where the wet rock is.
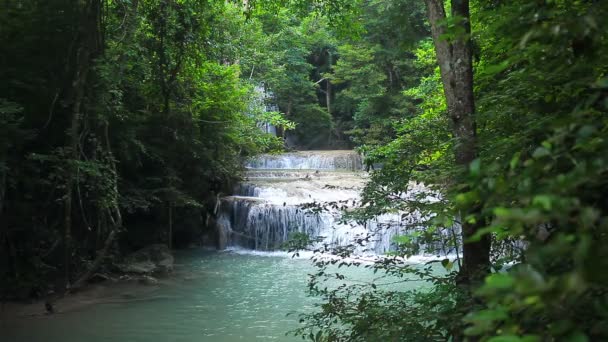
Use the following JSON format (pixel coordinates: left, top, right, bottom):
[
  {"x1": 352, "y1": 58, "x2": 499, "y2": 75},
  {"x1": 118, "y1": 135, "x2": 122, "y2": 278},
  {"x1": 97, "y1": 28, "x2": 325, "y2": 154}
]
[
  {"x1": 118, "y1": 244, "x2": 174, "y2": 274},
  {"x1": 45, "y1": 301, "x2": 55, "y2": 314},
  {"x1": 215, "y1": 215, "x2": 230, "y2": 250},
  {"x1": 89, "y1": 273, "x2": 111, "y2": 283},
  {"x1": 138, "y1": 275, "x2": 159, "y2": 286}
]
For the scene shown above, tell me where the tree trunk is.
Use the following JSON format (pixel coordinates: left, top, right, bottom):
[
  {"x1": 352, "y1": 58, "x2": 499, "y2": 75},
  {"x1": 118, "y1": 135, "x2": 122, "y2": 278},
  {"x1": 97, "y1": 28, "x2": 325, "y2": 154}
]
[
  {"x1": 326, "y1": 79, "x2": 332, "y2": 115},
  {"x1": 3, "y1": 231, "x2": 19, "y2": 280},
  {"x1": 168, "y1": 203, "x2": 173, "y2": 249},
  {"x1": 63, "y1": 0, "x2": 102, "y2": 290},
  {"x1": 0, "y1": 163, "x2": 5, "y2": 217},
  {"x1": 326, "y1": 51, "x2": 332, "y2": 116},
  {"x1": 70, "y1": 228, "x2": 117, "y2": 292},
  {"x1": 63, "y1": 38, "x2": 87, "y2": 292},
  {"x1": 69, "y1": 118, "x2": 125, "y2": 294},
  {"x1": 423, "y1": 0, "x2": 491, "y2": 283}
]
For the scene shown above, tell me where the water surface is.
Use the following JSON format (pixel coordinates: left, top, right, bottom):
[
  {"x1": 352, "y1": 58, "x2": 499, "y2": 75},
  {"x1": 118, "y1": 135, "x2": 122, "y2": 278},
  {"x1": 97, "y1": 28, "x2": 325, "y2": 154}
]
[
  {"x1": 2, "y1": 250, "x2": 321, "y2": 341},
  {"x1": 1, "y1": 249, "x2": 433, "y2": 341}
]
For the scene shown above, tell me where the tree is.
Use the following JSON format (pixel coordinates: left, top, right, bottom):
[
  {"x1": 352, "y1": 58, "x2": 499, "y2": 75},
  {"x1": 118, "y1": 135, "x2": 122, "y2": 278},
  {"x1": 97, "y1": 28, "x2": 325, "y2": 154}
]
[
  {"x1": 422, "y1": 0, "x2": 490, "y2": 283},
  {"x1": 0, "y1": 0, "x2": 288, "y2": 298},
  {"x1": 292, "y1": 0, "x2": 608, "y2": 340}
]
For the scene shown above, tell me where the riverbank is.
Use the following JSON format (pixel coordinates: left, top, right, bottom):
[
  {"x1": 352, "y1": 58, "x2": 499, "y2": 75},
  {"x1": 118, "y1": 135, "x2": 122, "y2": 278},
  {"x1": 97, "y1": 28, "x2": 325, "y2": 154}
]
[
  {"x1": 0, "y1": 276, "x2": 169, "y2": 319},
  {"x1": 1, "y1": 243, "x2": 181, "y2": 319}
]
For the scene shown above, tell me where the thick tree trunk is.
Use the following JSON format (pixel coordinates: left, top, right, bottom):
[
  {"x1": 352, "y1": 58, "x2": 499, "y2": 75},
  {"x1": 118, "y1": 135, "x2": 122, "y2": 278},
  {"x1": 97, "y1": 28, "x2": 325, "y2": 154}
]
[{"x1": 423, "y1": 0, "x2": 491, "y2": 283}]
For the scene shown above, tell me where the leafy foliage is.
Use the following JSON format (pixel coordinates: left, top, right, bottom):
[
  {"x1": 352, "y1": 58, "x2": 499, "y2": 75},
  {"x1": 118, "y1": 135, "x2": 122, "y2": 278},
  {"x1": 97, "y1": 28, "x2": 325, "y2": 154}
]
[
  {"x1": 0, "y1": 0, "x2": 290, "y2": 296},
  {"x1": 3, "y1": 1, "x2": 608, "y2": 341},
  {"x1": 284, "y1": 0, "x2": 608, "y2": 341}
]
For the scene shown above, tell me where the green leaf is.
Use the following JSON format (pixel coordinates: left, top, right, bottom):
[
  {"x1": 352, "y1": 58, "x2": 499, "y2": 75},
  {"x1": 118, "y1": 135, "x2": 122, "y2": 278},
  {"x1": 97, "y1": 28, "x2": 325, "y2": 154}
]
[
  {"x1": 510, "y1": 152, "x2": 521, "y2": 170},
  {"x1": 470, "y1": 158, "x2": 481, "y2": 176},
  {"x1": 479, "y1": 60, "x2": 510, "y2": 76},
  {"x1": 532, "y1": 146, "x2": 551, "y2": 159},
  {"x1": 484, "y1": 273, "x2": 514, "y2": 290},
  {"x1": 566, "y1": 332, "x2": 589, "y2": 342},
  {"x1": 487, "y1": 336, "x2": 523, "y2": 342},
  {"x1": 532, "y1": 195, "x2": 552, "y2": 210},
  {"x1": 440, "y1": 258, "x2": 454, "y2": 271}
]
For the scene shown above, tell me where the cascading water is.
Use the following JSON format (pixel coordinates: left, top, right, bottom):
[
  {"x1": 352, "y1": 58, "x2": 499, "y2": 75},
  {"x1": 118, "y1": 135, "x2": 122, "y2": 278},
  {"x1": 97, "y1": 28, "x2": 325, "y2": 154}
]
[
  {"x1": 252, "y1": 85, "x2": 279, "y2": 136},
  {"x1": 244, "y1": 150, "x2": 363, "y2": 170},
  {"x1": 217, "y1": 150, "x2": 457, "y2": 255}
]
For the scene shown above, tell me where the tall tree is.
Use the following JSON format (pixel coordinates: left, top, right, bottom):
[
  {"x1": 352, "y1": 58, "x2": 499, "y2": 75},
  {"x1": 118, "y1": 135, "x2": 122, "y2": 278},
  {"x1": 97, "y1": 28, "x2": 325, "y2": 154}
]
[
  {"x1": 423, "y1": 0, "x2": 490, "y2": 283},
  {"x1": 63, "y1": 0, "x2": 103, "y2": 289}
]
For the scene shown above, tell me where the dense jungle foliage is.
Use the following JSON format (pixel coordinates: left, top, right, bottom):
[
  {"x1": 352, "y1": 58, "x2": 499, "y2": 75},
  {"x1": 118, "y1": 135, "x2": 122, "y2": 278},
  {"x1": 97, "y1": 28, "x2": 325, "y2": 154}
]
[
  {"x1": 2, "y1": 0, "x2": 608, "y2": 341},
  {"x1": 283, "y1": 1, "x2": 608, "y2": 341},
  {"x1": 0, "y1": 0, "x2": 298, "y2": 297}
]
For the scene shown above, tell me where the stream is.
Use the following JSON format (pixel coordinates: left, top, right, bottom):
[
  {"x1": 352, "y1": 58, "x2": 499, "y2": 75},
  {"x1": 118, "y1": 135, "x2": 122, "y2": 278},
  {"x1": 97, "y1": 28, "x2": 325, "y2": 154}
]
[
  {"x1": 2, "y1": 250, "x2": 317, "y2": 341},
  {"x1": 1, "y1": 150, "x2": 438, "y2": 341},
  {"x1": 1, "y1": 249, "x2": 429, "y2": 341}
]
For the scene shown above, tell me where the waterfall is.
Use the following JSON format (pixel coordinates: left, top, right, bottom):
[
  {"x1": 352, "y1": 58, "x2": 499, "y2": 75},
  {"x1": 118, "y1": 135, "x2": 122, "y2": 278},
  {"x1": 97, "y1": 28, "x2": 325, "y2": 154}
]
[
  {"x1": 220, "y1": 196, "x2": 327, "y2": 250},
  {"x1": 251, "y1": 84, "x2": 279, "y2": 136},
  {"x1": 246, "y1": 150, "x2": 363, "y2": 171},
  {"x1": 217, "y1": 150, "x2": 456, "y2": 255}
]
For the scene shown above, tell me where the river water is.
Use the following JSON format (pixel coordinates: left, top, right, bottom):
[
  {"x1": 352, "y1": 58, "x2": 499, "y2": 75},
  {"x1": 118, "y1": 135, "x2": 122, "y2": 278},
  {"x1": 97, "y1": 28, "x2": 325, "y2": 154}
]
[
  {"x1": 2, "y1": 250, "x2": 316, "y2": 341},
  {"x1": 2, "y1": 249, "x2": 430, "y2": 341},
  {"x1": 1, "y1": 150, "x2": 439, "y2": 341}
]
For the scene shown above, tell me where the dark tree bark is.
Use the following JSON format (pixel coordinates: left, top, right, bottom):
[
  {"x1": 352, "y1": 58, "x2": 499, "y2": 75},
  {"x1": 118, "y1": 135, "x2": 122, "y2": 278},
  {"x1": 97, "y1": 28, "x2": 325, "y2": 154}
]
[
  {"x1": 326, "y1": 52, "x2": 332, "y2": 116},
  {"x1": 423, "y1": 0, "x2": 491, "y2": 283},
  {"x1": 168, "y1": 203, "x2": 173, "y2": 249},
  {"x1": 63, "y1": 0, "x2": 103, "y2": 290},
  {"x1": 70, "y1": 0, "x2": 143, "y2": 292}
]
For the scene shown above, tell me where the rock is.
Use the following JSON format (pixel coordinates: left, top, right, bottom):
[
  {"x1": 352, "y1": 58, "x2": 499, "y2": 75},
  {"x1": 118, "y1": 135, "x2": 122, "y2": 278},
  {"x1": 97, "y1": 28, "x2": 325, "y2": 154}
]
[
  {"x1": 89, "y1": 273, "x2": 111, "y2": 283},
  {"x1": 118, "y1": 244, "x2": 174, "y2": 275},
  {"x1": 138, "y1": 275, "x2": 159, "y2": 286},
  {"x1": 45, "y1": 301, "x2": 55, "y2": 314},
  {"x1": 119, "y1": 260, "x2": 156, "y2": 274},
  {"x1": 215, "y1": 216, "x2": 230, "y2": 250}
]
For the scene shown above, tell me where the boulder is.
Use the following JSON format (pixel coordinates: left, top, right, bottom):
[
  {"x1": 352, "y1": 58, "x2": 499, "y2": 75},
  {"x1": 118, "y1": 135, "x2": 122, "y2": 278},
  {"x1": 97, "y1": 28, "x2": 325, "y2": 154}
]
[{"x1": 118, "y1": 244, "x2": 174, "y2": 274}]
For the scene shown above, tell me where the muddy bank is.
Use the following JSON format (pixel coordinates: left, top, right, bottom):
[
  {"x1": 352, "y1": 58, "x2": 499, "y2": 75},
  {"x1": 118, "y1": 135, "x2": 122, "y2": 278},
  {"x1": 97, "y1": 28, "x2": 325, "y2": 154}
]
[{"x1": 1, "y1": 277, "x2": 167, "y2": 320}]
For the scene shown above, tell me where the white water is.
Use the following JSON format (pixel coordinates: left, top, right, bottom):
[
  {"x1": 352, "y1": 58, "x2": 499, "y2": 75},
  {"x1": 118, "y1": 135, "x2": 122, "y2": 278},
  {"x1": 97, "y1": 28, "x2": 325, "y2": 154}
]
[
  {"x1": 252, "y1": 85, "x2": 279, "y2": 136},
  {"x1": 218, "y1": 150, "x2": 450, "y2": 255},
  {"x1": 245, "y1": 150, "x2": 363, "y2": 170}
]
